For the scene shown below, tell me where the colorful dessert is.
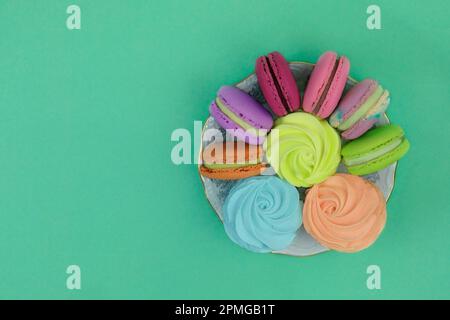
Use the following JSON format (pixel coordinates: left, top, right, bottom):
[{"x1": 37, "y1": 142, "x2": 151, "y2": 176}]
[
  {"x1": 209, "y1": 86, "x2": 273, "y2": 145},
  {"x1": 200, "y1": 141, "x2": 267, "y2": 180},
  {"x1": 223, "y1": 176, "x2": 301, "y2": 253},
  {"x1": 255, "y1": 51, "x2": 301, "y2": 116},
  {"x1": 303, "y1": 51, "x2": 350, "y2": 118},
  {"x1": 303, "y1": 174, "x2": 386, "y2": 253},
  {"x1": 329, "y1": 79, "x2": 390, "y2": 140},
  {"x1": 199, "y1": 49, "x2": 411, "y2": 257},
  {"x1": 264, "y1": 112, "x2": 341, "y2": 187},
  {"x1": 341, "y1": 124, "x2": 410, "y2": 176}
]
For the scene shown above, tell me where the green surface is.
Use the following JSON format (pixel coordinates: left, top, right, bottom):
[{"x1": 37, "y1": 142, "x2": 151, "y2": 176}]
[{"x1": 0, "y1": 0, "x2": 449, "y2": 299}]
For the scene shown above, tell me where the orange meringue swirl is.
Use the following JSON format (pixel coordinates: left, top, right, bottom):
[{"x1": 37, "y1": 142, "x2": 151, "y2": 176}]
[{"x1": 303, "y1": 174, "x2": 386, "y2": 253}]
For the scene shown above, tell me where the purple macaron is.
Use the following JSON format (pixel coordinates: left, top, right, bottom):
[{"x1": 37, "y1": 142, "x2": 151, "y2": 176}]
[{"x1": 209, "y1": 86, "x2": 273, "y2": 145}]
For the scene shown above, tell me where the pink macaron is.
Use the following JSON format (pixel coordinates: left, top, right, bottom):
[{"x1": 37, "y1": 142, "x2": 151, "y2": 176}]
[
  {"x1": 329, "y1": 79, "x2": 390, "y2": 140},
  {"x1": 303, "y1": 51, "x2": 350, "y2": 119},
  {"x1": 255, "y1": 51, "x2": 300, "y2": 117}
]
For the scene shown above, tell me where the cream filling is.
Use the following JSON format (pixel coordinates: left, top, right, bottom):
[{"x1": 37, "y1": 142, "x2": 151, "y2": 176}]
[
  {"x1": 216, "y1": 98, "x2": 266, "y2": 137},
  {"x1": 365, "y1": 92, "x2": 390, "y2": 118},
  {"x1": 204, "y1": 162, "x2": 258, "y2": 169},
  {"x1": 344, "y1": 137, "x2": 403, "y2": 167}
]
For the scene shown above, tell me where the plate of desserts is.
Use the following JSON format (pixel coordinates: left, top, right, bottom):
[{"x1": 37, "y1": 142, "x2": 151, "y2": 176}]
[{"x1": 198, "y1": 51, "x2": 409, "y2": 257}]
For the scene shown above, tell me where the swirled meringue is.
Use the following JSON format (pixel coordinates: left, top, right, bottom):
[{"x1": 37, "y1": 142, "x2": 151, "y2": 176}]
[
  {"x1": 264, "y1": 112, "x2": 341, "y2": 187},
  {"x1": 303, "y1": 174, "x2": 386, "y2": 253},
  {"x1": 223, "y1": 176, "x2": 301, "y2": 253}
]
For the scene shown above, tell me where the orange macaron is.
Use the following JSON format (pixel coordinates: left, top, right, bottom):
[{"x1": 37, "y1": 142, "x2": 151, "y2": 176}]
[{"x1": 200, "y1": 141, "x2": 268, "y2": 180}]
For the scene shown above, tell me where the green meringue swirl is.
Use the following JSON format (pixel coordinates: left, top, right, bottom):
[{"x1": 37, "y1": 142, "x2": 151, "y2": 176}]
[{"x1": 264, "y1": 112, "x2": 341, "y2": 187}]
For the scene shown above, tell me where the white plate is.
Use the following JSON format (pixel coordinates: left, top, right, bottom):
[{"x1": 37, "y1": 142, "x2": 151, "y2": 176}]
[{"x1": 198, "y1": 62, "x2": 396, "y2": 257}]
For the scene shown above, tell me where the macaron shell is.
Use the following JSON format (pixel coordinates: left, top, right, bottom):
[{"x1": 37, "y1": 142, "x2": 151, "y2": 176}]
[
  {"x1": 202, "y1": 142, "x2": 263, "y2": 166},
  {"x1": 338, "y1": 86, "x2": 385, "y2": 131},
  {"x1": 341, "y1": 92, "x2": 390, "y2": 140},
  {"x1": 347, "y1": 139, "x2": 410, "y2": 176},
  {"x1": 256, "y1": 56, "x2": 287, "y2": 116},
  {"x1": 316, "y1": 56, "x2": 350, "y2": 118},
  {"x1": 329, "y1": 79, "x2": 378, "y2": 127},
  {"x1": 267, "y1": 52, "x2": 300, "y2": 113},
  {"x1": 341, "y1": 118, "x2": 378, "y2": 140},
  {"x1": 209, "y1": 102, "x2": 263, "y2": 145},
  {"x1": 200, "y1": 164, "x2": 268, "y2": 180},
  {"x1": 303, "y1": 51, "x2": 337, "y2": 113},
  {"x1": 209, "y1": 101, "x2": 241, "y2": 132},
  {"x1": 217, "y1": 86, "x2": 273, "y2": 130},
  {"x1": 341, "y1": 124, "x2": 405, "y2": 158},
  {"x1": 255, "y1": 52, "x2": 300, "y2": 117}
]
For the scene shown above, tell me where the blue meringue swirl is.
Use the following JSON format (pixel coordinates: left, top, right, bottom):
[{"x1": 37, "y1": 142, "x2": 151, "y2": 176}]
[{"x1": 223, "y1": 176, "x2": 301, "y2": 253}]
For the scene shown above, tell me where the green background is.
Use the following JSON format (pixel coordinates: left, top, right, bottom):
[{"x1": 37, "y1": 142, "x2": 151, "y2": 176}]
[{"x1": 0, "y1": 0, "x2": 448, "y2": 299}]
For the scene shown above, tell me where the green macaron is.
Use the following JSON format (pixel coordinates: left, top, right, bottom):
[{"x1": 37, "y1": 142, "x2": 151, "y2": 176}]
[{"x1": 341, "y1": 124, "x2": 410, "y2": 176}]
